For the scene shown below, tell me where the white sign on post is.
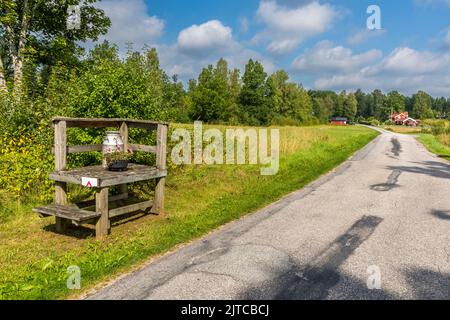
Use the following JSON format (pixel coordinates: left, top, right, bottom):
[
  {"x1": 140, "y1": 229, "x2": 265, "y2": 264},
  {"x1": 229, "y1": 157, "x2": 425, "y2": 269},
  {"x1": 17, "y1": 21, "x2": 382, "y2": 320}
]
[{"x1": 81, "y1": 177, "x2": 98, "y2": 188}]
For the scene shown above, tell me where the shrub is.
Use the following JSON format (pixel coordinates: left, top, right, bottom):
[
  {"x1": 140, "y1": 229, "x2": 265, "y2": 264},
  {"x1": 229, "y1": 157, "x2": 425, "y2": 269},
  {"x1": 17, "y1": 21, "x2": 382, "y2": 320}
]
[{"x1": 0, "y1": 130, "x2": 54, "y2": 201}]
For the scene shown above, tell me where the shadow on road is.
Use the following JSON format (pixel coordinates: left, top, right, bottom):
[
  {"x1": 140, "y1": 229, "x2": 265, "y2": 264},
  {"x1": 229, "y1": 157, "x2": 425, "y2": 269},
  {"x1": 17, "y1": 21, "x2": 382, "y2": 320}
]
[
  {"x1": 403, "y1": 267, "x2": 450, "y2": 299},
  {"x1": 430, "y1": 209, "x2": 450, "y2": 221},
  {"x1": 237, "y1": 215, "x2": 386, "y2": 300},
  {"x1": 387, "y1": 161, "x2": 450, "y2": 180}
]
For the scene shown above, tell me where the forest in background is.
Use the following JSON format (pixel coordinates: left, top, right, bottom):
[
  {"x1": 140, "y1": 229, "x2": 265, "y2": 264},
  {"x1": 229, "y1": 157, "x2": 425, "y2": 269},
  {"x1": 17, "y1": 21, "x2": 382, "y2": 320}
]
[{"x1": 2, "y1": 41, "x2": 450, "y2": 134}]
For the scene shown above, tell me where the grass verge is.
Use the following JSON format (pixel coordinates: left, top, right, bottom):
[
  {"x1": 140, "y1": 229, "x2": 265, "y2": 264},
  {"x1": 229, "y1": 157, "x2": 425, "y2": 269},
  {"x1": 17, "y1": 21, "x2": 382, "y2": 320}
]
[
  {"x1": 0, "y1": 125, "x2": 378, "y2": 299},
  {"x1": 417, "y1": 133, "x2": 450, "y2": 161}
]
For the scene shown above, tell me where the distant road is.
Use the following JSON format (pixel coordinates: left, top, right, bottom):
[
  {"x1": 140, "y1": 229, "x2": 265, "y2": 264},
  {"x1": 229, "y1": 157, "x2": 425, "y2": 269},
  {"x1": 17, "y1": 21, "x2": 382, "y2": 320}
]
[{"x1": 87, "y1": 128, "x2": 450, "y2": 300}]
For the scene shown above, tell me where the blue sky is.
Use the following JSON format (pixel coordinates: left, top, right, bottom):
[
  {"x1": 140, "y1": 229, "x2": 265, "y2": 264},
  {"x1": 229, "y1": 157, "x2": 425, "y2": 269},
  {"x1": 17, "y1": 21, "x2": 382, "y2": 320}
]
[{"x1": 93, "y1": 0, "x2": 450, "y2": 96}]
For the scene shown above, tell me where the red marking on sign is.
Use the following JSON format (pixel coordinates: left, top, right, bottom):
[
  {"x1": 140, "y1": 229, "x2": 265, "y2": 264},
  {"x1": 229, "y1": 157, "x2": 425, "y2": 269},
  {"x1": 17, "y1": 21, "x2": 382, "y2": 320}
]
[{"x1": 86, "y1": 181, "x2": 92, "y2": 188}]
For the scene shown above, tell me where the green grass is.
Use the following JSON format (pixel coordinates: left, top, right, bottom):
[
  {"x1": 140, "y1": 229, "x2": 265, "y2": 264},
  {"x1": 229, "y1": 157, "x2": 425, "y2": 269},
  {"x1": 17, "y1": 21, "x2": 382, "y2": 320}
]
[
  {"x1": 0, "y1": 125, "x2": 378, "y2": 300},
  {"x1": 417, "y1": 133, "x2": 450, "y2": 161}
]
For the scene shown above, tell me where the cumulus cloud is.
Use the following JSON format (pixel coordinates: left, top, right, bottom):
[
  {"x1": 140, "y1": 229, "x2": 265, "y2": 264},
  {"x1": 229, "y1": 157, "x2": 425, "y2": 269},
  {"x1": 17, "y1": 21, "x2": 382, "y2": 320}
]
[
  {"x1": 158, "y1": 43, "x2": 276, "y2": 82},
  {"x1": 94, "y1": 0, "x2": 164, "y2": 49},
  {"x1": 255, "y1": 0, "x2": 338, "y2": 55},
  {"x1": 311, "y1": 45, "x2": 450, "y2": 96},
  {"x1": 443, "y1": 30, "x2": 450, "y2": 49},
  {"x1": 292, "y1": 40, "x2": 382, "y2": 74},
  {"x1": 372, "y1": 47, "x2": 450, "y2": 75},
  {"x1": 157, "y1": 20, "x2": 276, "y2": 81},
  {"x1": 347, "y1": 29, "x2": 386, "y2": 45},
  {"x1": 177, "y1": 20, "x2": 233, "y2": 54}
]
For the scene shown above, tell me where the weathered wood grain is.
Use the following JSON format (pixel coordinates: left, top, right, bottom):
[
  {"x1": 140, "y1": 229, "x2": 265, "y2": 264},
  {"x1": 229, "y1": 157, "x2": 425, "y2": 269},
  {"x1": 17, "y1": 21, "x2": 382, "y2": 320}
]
[
  {"x1": 95, "y1": 187, "x2": 109, "y2": 239},
  {"x1": 119, "y1": 122, "x2": 129, "y2": 197},
  {"x1": 33, "y1": 204, "x2": 100, "y2": 222},
  {"x1": 130, "y1": 144, "x2": 156, "y2": 153},
  {"x1": 151, "y1": 123, "x2": 168, "y2": 215},
  {"x1": 109, "y1": 200, "x2": 153, "y2": 218},
  {"x1": 51, "y1": 117, "x2": 168, "y2": 129},
  {"x1": 49, "y1": 164, "x2": 167, "y2": 187},
  {"x1": 54, "y1": 120, "x2": 70, "y2": 232}
]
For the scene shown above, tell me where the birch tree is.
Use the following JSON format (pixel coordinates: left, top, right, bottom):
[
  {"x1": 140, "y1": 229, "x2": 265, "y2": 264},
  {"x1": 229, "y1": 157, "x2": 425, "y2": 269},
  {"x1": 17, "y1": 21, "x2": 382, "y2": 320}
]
[{"x1": 0, "y1": 0, "x2": 110, "y2": 95}]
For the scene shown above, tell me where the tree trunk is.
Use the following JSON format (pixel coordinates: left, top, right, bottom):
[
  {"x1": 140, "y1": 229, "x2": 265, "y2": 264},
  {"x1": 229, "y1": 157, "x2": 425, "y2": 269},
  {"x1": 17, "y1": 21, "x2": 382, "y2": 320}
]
[
  {"x1": 4, "y1": 0, "x2": 30, "y2": 96},
  {"x1": 12, "y1": 55, "x2": 24, "y2": 96},
  {"x1": 0, "y1": 56, "x2": 7, "y2": 92}
]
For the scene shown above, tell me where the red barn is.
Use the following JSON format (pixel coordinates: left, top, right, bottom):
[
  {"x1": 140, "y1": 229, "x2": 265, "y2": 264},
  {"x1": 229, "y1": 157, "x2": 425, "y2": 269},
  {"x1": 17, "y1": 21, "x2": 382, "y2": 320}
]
[{"x1": 330, "y1": 117, "x2": 348, "y2": 125}]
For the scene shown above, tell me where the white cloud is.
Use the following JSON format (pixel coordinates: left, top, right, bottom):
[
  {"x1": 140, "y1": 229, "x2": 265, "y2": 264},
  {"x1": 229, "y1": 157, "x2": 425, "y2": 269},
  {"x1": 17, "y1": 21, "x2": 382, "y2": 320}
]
[
  {"x1": 239, "y1": 17, "x2": 249, "y2": 33},
  {"x1": 373, "y1": 47, "x2": 450, "y2": 75},
  {"x1": 347, "y1": 29, "x2": 386, "y2": 45},
  {"x1": 94, "y1": 0, "x2": 164, "y2": 50},
  {"x1": 157, "y1": 21, "x2": 276, "y2": 81},
  {"x1": 158, "y1": 43, "x2": 276, "y2": 83},
  {"x1": 311, "y1": 45, "x2": 450, "y2": 96},
  {"x1": 255, "y1": 0, "x2": 338, "y2": 55},
  {"x1": 292, "y1": 40, "x2": 382, "y2": 74},
  {"x1": 443, "y1": 30, "x2": 450, "y2": 49},
  {"x1": 177, "y1": 20, "x2": 233, "y2": 54}
]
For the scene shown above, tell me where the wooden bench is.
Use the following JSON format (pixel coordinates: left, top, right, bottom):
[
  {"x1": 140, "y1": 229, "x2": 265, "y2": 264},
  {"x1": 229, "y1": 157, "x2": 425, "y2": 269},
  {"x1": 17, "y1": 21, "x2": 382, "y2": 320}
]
[{"x1": 33, "y1": 117, "x2": 168, "y2": 239}]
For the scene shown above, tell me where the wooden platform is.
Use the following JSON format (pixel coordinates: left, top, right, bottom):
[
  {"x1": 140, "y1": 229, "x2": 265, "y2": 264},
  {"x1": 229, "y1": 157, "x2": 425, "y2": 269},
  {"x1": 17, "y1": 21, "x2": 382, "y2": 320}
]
[
  {"x1": 34, "y1": 117, "x2": 168, "y2": 239},
  {"x1": 33, "y1": 204, "x2": 100, "y2": 222},
  {"x1": 49, "y1": 164, "x2": 167, "y2": 187}
]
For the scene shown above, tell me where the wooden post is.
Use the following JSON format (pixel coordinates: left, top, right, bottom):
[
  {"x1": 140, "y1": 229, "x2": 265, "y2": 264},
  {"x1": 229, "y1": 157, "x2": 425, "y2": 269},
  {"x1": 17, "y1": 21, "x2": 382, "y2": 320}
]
[
  {"x1": 151, "y1": 124, "x2": 167, "y2": 215},
  {"x1": 95, "y1": 187, "x2": 109, "y2": 239},
  {"x1": 119, "y1": 122, "x2": 129, "y2": 197},
  {"x1": 54, "y1": 120, "x2": 69, "y2": 232}
]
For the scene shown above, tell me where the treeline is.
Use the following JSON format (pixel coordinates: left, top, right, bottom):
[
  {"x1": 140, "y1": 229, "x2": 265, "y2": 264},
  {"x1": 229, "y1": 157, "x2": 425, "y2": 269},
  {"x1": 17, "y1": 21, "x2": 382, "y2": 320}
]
[
  {"x1": 2, "y1": 42, "x2": 450, "y2": 135},
  {"x1": 187, "y1": 59, "x2": 450, "y2": 125}
]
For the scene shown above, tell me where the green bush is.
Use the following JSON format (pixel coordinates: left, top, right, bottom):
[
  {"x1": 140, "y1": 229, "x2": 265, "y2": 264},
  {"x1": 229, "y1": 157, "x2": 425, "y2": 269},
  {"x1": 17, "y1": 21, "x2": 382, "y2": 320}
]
[{"x1": 0, "y1": 130, "x2": 54, "y2": 201}]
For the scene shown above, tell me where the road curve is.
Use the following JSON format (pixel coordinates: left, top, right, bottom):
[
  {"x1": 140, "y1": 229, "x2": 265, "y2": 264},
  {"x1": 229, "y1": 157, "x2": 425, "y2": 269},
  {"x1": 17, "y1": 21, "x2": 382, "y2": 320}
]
[{"x1": 87, "y1": 128, "x2": 450, "y2": 300}]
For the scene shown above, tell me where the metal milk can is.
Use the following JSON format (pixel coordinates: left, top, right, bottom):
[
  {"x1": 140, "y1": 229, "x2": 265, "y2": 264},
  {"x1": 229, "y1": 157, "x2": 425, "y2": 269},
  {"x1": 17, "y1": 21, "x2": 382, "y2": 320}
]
[{"x1": 102, "y1": 131, "x2": 124, "y2": 168}]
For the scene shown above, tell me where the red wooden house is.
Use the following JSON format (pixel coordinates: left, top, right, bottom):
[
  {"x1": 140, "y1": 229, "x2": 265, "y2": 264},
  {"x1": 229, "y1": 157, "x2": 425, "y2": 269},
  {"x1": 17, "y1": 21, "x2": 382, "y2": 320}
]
[
  {"x1": 391, "y1": 112, "x2": 409, "y2": 125},
  {"x1": 330, "y1": 117, "x2": 348, "y2": 125},
  {"x1": 390, "y1": 112, "x2": 420, "y2": 126}
]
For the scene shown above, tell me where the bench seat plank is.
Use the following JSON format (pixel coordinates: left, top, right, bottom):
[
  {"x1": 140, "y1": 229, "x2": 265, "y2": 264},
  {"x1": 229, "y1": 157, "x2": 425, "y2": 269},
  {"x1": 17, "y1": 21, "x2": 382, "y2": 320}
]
[{"x1": 33, "y1": 204, "x2": 100, "y2": 222}]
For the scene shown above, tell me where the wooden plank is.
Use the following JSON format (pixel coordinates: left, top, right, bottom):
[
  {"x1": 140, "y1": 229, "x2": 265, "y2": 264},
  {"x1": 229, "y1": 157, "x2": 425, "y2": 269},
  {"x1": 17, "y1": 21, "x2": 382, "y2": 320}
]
[
  {"x1": 95, "y1": 187, "x2": 109, "y2": 239},
  {"x1": 151, "y1": 124, "x2": 168, "y2": 215},
  {"x1": 119, "y1": 122, "x2": 129, "y2": 197},
  {"x1": 75, "y1": 193, "x2": 128, "y2": 209},
  {"x1": 54, "y1": 120, "x2": 67, "y2": 172},
  {"x1": 54, "y1": 120, "x2": 69, "y2": 232},
  {"x1": 130, "y1": 144, "x2": 156, "y2": 153},
  {"x1": 109, "y1": 200, "x2": 153, "y2": 218},
  {"x1": 51, "y1": 117, "x2": 168, "y2": 129},
  {"x1": 126, "y1": 122, "x2": 157, "y2": 130},
  {"x1": 68, "y1": 144, "x2": 102, "y2": 153},
  {"x1": 51, "y1": 144, "x2": 103, "y2": 155},
  {"x1": 33, "y1": 205, "x2": 100, "y2": 222},
  {"x1": 99, "y1": 169, "x2": 167, "y2": 187}
]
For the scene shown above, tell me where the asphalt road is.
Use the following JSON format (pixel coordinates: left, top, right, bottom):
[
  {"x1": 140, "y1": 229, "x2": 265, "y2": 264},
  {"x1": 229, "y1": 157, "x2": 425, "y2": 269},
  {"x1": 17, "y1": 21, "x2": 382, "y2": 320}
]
[{"x1": 87, "y1": 128, "x2": 450, "y2": 300}]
